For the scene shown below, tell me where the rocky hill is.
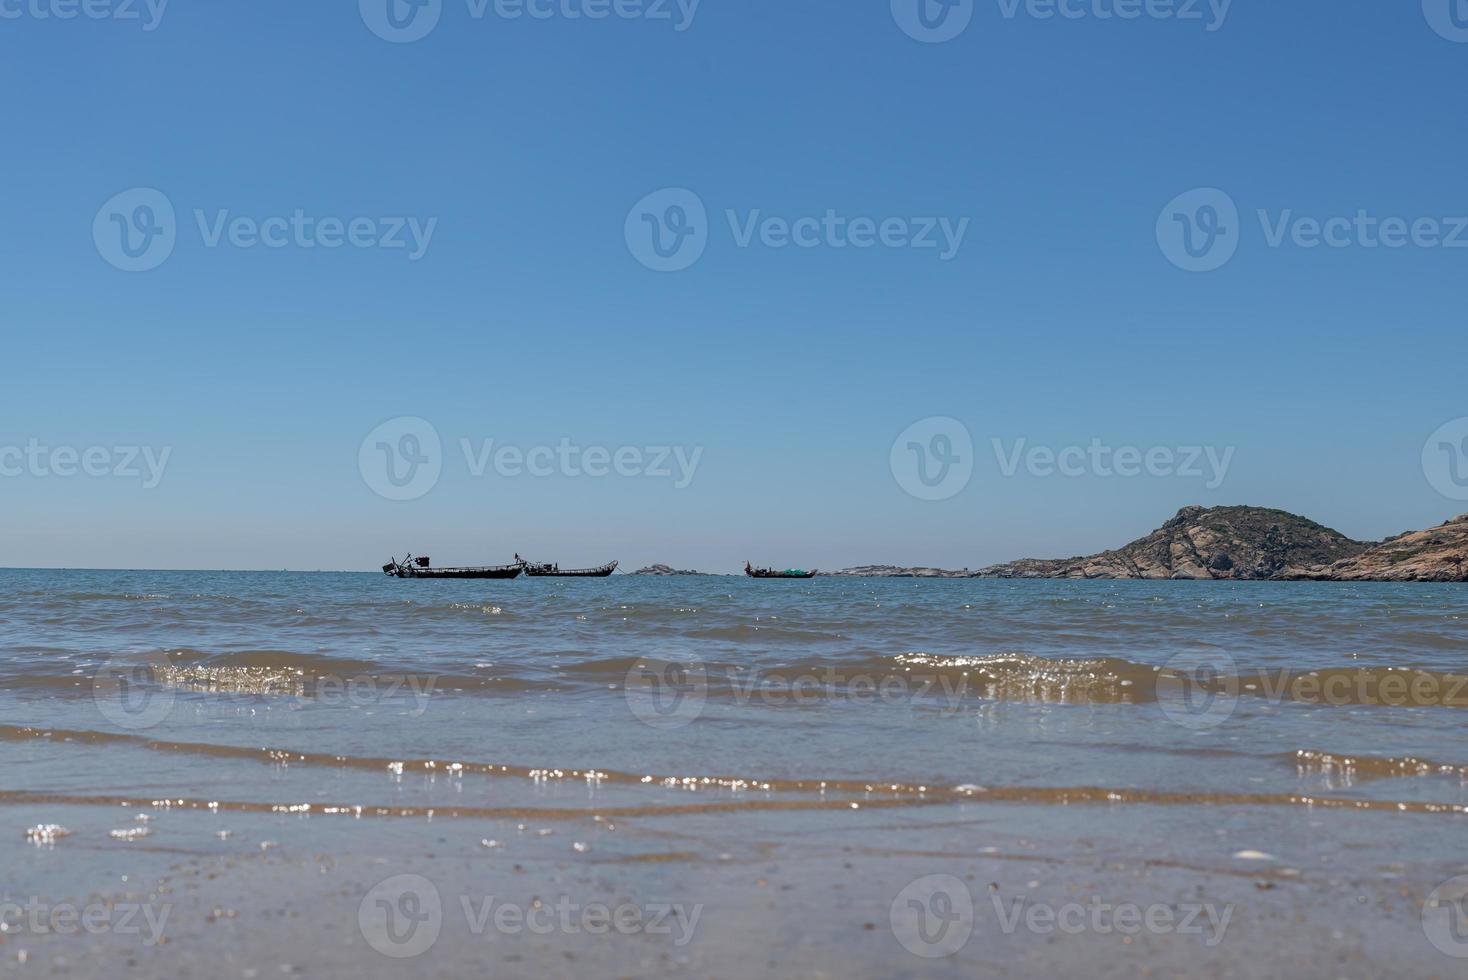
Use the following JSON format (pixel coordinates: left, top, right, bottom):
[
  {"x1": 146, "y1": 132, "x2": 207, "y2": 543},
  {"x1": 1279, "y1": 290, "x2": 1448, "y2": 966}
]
[
  {"x1": 630, "y1": 564, "x2": 707, "y2": 576},
  {"x1": 1304, "y1": 514, "x2": 1468, "y2": 582},
  {"x1": 977, "y1": 505, "x2": 1384, "y2": 580}
]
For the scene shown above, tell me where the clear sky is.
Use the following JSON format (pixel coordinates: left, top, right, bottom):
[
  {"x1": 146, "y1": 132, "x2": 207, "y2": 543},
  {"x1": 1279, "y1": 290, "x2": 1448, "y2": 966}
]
[{"x1": 3, "y1": 0, "x2": 1467, "y2": 572}]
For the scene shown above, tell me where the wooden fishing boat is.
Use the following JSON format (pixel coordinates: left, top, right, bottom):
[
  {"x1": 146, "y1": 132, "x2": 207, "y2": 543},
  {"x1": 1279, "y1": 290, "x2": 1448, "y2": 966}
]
[
  {"x1": 524, "y1": 560, "x2": 619, "y2": 578},
  {"x1": 745, "y1": 562, "x2": 818, "y2": 579},
  {"x1": 382, "y1": 555, "x2": 525, "y2": 579}
]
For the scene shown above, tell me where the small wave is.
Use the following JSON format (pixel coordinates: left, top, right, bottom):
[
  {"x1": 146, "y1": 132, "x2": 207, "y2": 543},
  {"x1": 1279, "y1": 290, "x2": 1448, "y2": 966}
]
[
  {"x1": 0, "y1": 649, "x2": 535, "y2": 699},
  {"x1": 3, "y1": 729, "x2": 1468, "y2": 819},
  {"x1": 556, "y1": 655, "x2": 654, "y2": 677},
  {"x1": 0, "y1": 724, "x2": 929, "y2": 798},
  {"x1": 147, "y1": 649, "x2": 399, "y2": 697},
  {"x1": 446, "y1": 602, "x2": 505, "y2": 615},
  {"x1": 893, "y1": 652, "x2": 1152, "y2": 704},
  {"x1": 0, "y1": 790, "x2": 942, "y2": 820},
  {"x1": 6, "y1": 647, "x2": 1468, "y2": 710},
  {"x1": 894, "y1": 653, "x2": 1468, "y2": 708},
  {"x1": 156, "y1": 662, "x2": 533, "y2": 698},
  {"x1": 1293, "y1": 749, "x2": 1468, "y2": 782}
]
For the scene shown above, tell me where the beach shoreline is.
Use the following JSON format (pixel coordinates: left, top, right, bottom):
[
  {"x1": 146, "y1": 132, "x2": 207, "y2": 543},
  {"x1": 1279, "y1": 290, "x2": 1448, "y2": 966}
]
[{"x1": 4, "y1": 796, "x2": 1462, "y2": 978}]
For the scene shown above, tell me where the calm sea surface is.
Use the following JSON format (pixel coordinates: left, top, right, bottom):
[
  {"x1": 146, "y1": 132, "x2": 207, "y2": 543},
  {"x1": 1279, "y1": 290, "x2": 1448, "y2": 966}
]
[{"x1": 4, "y1": 569, "x2": 1467, "y2": 807}]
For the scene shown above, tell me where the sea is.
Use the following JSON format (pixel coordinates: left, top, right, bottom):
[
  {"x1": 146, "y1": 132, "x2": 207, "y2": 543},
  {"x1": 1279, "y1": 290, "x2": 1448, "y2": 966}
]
[{"x1": 2, "y1": 569, "x2": 1466, "y2": 976}]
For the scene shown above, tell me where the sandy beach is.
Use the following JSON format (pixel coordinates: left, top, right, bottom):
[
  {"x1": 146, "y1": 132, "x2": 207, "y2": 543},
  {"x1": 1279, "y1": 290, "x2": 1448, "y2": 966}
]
[{"x1": 5, "y1": 795, "x2": 1465, "y2": 977}]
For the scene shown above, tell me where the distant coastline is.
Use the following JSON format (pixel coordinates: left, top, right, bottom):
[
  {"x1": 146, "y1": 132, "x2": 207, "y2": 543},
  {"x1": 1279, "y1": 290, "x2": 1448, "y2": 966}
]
[
  {"x1": 536, "y1": 506, "x2": 1468, "y2": 582},
  {"x1": 822, "y1": 565, "x2": 972, "y2": 578},
  {"x1": 629, "y1": 564, "x2": 709, "y2": 576},
  {"x1": 813, "y1": 506, "x2": 1468, "y2": 583},
  {"x1": 13, "y1": 506, "x2": 1462, "y2": 581}
]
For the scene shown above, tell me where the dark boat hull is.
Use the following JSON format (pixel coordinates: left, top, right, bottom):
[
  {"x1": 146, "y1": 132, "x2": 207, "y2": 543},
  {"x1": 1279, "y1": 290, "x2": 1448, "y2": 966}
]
[
  {"x1": 525, "y1": 561, "x2": 619, "y2": 578},
  {"x1": 385, "y1": 561, "x2": 525, "y2": 580},
  {"x1": 745, "y1": 562, "x2": 818, "y2": 578}
]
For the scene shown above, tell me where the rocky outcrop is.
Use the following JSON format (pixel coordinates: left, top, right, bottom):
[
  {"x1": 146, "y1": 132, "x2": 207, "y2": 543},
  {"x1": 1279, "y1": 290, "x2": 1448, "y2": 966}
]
[
  {"x1": 977, "y1": 505, "x2": 1379, "y2": 580},
  {"x1": 1304, "y1": 514, "x2": 1468, "y2": 582},
  {"x1": 823, "y1": 565, "x2": 973, "y2": 578},
  {"x1": 635, "y1": 509, "x2": 1468, "y2": 582}
]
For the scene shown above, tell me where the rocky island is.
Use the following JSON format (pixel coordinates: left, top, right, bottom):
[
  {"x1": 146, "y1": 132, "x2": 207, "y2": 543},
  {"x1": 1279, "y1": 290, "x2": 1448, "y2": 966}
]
[
  {"x1": 976, "y1": 505, "x2": 1468, "y2": 582},
  {"x1": 1309, "y1": 514, "x2": 1468, "y2": 582},
  {"x1": 630, "y1": 564, "x2": 707, "y2": 576},
  {"x1": 823, "y1": 565, "x2": 973, "y2": 578}
]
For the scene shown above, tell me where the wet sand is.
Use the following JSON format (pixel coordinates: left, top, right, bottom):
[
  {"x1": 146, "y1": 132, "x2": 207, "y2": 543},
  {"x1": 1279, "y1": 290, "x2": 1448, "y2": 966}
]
[{"x1": 4, "y1": 795, "x2": 1466, "y2": 978}]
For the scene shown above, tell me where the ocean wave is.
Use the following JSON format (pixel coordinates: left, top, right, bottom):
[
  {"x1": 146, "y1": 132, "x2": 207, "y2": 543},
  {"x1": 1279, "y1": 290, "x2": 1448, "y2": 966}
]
[
  {"x1": 892, "y1": 653, "x2": 1468, "y2": 708},
  {"x1": 3, "y1": 726, "x2": 1468, "y2": 818},
  {"x1": 4, "y1": 646, "x2": 1468, "y2": 709},
  {"x1": 1293, "y1": 748, "x2": 1468, "y2": 782}
]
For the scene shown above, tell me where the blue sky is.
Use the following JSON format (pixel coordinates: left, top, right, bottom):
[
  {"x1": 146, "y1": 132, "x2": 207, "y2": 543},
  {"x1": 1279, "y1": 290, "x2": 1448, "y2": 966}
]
[{"x1": 3, "y1": 0, "x2": 1467, "y2": 572}]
